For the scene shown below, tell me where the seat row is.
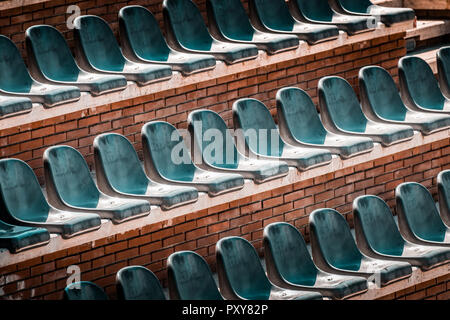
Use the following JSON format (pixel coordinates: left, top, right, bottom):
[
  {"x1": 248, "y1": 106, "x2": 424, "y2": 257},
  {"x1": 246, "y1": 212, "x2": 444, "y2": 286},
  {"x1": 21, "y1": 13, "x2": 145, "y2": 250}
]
[
  {"x1": 0, "y1": 0, "x2": 414, "y2": 117},
  {"x1": 63, "y1": 186, "x2": 450, "y2": 300}
]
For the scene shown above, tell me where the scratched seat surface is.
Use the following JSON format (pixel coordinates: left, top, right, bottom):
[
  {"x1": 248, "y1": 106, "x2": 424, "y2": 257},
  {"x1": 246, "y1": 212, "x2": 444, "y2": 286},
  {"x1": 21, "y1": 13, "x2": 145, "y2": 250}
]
[
  {"x1": 26, "y1": 25, "x2": 127, "y2": 96},
  {"x1": 116, "y1": 266, "x2": 167, "y2": 300},
  {"x1": 248, "y1": 0, "x2": 339, "y2": 45},
  {"x1": 216, "y1": 236, "x2": 323, "y2": 300},
  {"x1": 437, "y1": 170, "x2": 450, "y2": 227},
  {"x1": 162, "y1": 0, "x2": 258, "y2": 64},
  {"x1": 0, "y1": 219, "x2": 50, "y2": 253},
  {"x1": 188, "y1": 109, "x2": 289, "y2": 183},
  {"x1": 0, "y1": 158, "x2": 101, "y2": 239},
  {"x1": 44, "y1": 145, "x2": 151, "y2": 224},
  {"x1": 64, "y1": 281, "x2": 108, "y2": 300},
  {"x1": 0, "y1": 95, "x2": 32, "y2": 118}
]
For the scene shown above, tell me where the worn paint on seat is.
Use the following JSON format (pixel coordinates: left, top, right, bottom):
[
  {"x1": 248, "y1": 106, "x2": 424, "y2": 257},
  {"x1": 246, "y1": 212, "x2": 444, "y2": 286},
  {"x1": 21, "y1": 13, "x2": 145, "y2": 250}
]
[
  {"x1": 116, "y1": 266, "x2": 166, "y2": 300},
  {"x1": 64, "y1": 281, "x2": 108, "y2": 300}
]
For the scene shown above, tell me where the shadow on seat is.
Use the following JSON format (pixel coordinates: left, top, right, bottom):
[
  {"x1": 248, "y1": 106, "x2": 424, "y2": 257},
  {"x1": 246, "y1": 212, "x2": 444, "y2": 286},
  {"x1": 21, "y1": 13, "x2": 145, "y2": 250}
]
[
  {"x1": 63, "y1": 281, "x2": 108, "y2": 300},
  {"x1": 0, "y1": 219, "x2": 50, "y2": 253},
  {"x1": 116, "y1": 266, "x2": 166, "y2": 300}
]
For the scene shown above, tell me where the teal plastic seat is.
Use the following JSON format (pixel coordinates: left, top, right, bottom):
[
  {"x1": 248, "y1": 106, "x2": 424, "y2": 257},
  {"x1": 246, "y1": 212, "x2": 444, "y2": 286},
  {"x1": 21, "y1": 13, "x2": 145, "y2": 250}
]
[
  {"x1": 437, "y1": 170, "x2": 450, "y2": 227},
  {"x1": 248, "y1": 0, "x2": 339, "y2": 45},
  {"x1": 0, "y1": 159, "x2": 101, "y2": 239},
  {"x1": 264, "y1": 222, "x2": 368, "y2": 299},
  {"x1": 0, "y1": 219, "x2": 50, "y2": 253},
  {"x1": 64, "y1": 281, "x2": 108, "y2": 300},
  {"x1": 309, "y1": 208, "x2": 412, "y2": 286},
  {"x1": 141, "y1": 121, "x2": 244, "y2": 196},
  {"x1": 116, "y1": 266, "x2": 166, "y2": 300},
  {"x1": 94, "y1": 133, "x2": 198, "y2": 210},
  {"x1": 162, "y1": 0, "x2": 259, "y2": 64},
  {"x1": 232, "y1": 98, "x2": 332, "y2": 170},
  {"x1": 396, "y1": 182, "x2": 450, "y2": 247},
  {"x1": 167, "y1": 251, "x2": 223, "y2": 300},
  {"x1": 437, "y1": 46, "x2": 450, "y2": 99},
  {"x1": 73, "y1": 15, "x2": 172, "y2": 86},
  {"x1": 206, "y1": 0, "x2": 299, "y2": 55},
  {"x1": 399, "y1": 56, "x2": 450, "y2": 114},
  {"x1": 26, "y1": 25, "x2": 127, "y2": 96},
  {"x1": 216, "y1": 236, "x2": 323, "y2": 300},
  {"x1": 289, "y1": 0, "x2": 377, "y2": 35},
  {"x1": 336, "y1": 0, "x2": 415, "y2": 26},
  {"x1": 119, "y1": 5, "x2": 216, "y2": 76},
  {"x1": 0, "y1": 35, "x2": 80, "y2": 107},
  {"x1": 276, "y1": 87, "x2": 374, "y2": 159},
  {"x1": 44, "y1": 145, "x2": 151, "y2": 224},
  {"x1": 188, "y1": 109, "x2": 289, "y2": 183},
  {"x1": 0, "y1": 95, "x2": 32, "y2": 117},
  {"x1": 353, "y1": 195, "x2": 450, "y2": 271},
  {"x1": 359, "y1": 66, "x2": 450, "y2": 135},
  {"x1": 318, "y1": 76, "x2": 414, "y2": 146}
]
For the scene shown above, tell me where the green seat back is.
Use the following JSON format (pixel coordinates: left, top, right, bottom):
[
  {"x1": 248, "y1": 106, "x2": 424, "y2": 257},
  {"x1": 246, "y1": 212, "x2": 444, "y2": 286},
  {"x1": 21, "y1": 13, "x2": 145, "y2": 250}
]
[
  {"x1": 264, "y1": 222, "x2": 319, "y2": 286},
  {"x1": 310, "y1": 208, "x2": 363, "y2": 271},
  {"x1": 338, "y1": 0, "x2": 373, "y2": 13},
  {"x1": 168, "y1": 251, "x2": 223, "y2": 300},
  {"x1": 0, "y1": 159, "x2": 50, "y2": 223},
  {"x1": 64, "y1": 281, "x2": 108, "y2": 300},
  {"x1": 437, "y1": 46, "x2": 450, "y2": 97},
  {"x1": 293, "y1": 0, "x2": 334, "y2": 21},
  {"x1": 250, "y1": 0, "x2": 296, "y2": 31},
  {"x1": 216, "y1": 236, "x2": 272, "y2": 300},
  {"x1": 437, "y1": 170, "x2": 450, "y2": 225},
  {"x1": 44, "y1": 146, "x2": 100, "y2": 208},
  {"x1": 116, "y1": 266, "x2": 166, "y2": 300}
]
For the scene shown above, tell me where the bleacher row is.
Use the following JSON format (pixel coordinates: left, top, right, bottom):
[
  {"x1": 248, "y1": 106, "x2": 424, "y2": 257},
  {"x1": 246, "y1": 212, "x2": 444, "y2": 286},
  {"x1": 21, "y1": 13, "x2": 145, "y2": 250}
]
[{"x1": 0, "y1": 0, "x2": 415, "y2": 117}]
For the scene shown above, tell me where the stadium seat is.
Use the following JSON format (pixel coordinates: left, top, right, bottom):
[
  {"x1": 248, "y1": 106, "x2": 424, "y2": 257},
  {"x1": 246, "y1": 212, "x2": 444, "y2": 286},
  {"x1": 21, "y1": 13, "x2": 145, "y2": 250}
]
[
  {"x1": 437, "y1": 46, "x2": 450, "y2": 99},
  {"x1": 167, "y1": 251, "x2": 223, "y2": 300},
  {"x1": 116, "y1": 266, "x2": 166, "y2": 300},
  {"x1": 0, "y1": 95, "x2": 32, "y2": 117},
  {"x1": 232, "y1": 98, "x2": 333, "y2": 170},
  {"x1": 399, "y1": 56, "x2": 450, "y2": 114},
  {"x1": 276, "y1": 87, "x2": 374, "y2": 159},
  {"x1": 63, "y1": 281, "x2": 108, "y2": 300},
  {"x1": 437, "y1": 170, "x2": 450, "y2": 227},
  {"x1": 359, "y1": 66, "x2": 450, "y2": 135},
  {"x1": 43, "y1": 145, "x2": 151, "y2": 224},
  {"x1": 118, "y1": 5, "x2": 216, "y2": 76},
  {"x1": 0, "y1": 219, "x2": 50, "y2": 253},
  {"x1": 396, "y1": 182, "x2": 450, "y2": 247},
  {"x1": 162, "y1": 0, "x2": 258, "y2": 64},
  {"x1": 141, "y1": 121, "x2": 245, "y2": 196},
  {"x1": 335, "y1": 0, "x2": 415, "y2": 26},
  {"x1": 318, "y1": 76, "x2": 414, "y2": 146},
  {"x1": 94, "y1": 133, "x2": 198, "y2": 210},
  {"x1": 25, "y1": 25, "x2": 127, "y2": 96},
  {"x1": 73, "y1": 15, "x2": 172, "y2": 86},
  {"x1": 248, "y1": 0, "x2": 339, "y2": 45},
  {"x1": 263, "y1": 222, "x2": 368, "y2": 299},
  {"x1": 187, "y1": 109, "x2": 289, "y2": 183},
  {"x1": 309, "y1": 208, "x2": 412, "y2": 286},
  {"x1": 0, "y1": 35, "x2": 80, "y2": 107},
  {"x1": 206, "y1": 0, "x2": 299, "y2": 55},
  {"x1": 216, "y1": 236, "x2": 323, "y2": 300},
  {"x1": 288, "y1": 0, "x2": 377, "y2": 35},
  {"x1": 353, "y1": 195, "x2": 450, "y2": 270},
  {"x1": 0, "y1": 158, "x2": 101, "y2": 239}
]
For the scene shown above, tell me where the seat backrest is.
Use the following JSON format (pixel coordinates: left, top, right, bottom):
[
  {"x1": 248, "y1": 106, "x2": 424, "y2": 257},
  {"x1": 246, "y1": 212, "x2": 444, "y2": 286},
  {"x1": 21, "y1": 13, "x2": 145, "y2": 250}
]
[
  {"x1": 359, "y1": 66, "x2": 408, "y2": 121},
  {"x1": 309, "y1": 208, "x2": 363, "y2": 270},
  {"x1": 318, "y1": 76, "x2": 368, "y2": 133},
  {"x1": 64, "y1": 281, "x2": 108, "y2": 300},
  {"x1": 249, "y1": 0, "x2": 295, "y2": 31},
  {"x1": 233, "y1": 98, "x2": 285, "y2": 157},
  {"x1": 26, "y1": 25, "x2": 81, "y2": 82},
  {"x1": 167, "y1": 251, "x2": 223, "y2": 300},
  {"x1": 338, "y1": 0, "x2": 372, "y2": 13},
  {"x1": 74, "y1": 15, "x2": 126, "y2": 72},
  {"x1": 207, "y1": 0, "x2": 254, "y2": 40},
  {"x1": 141, "y1": 121, "x2": 197, "y2": 182},
  {"x1": 264, "y1": 222, "x2": 318, "y2": 286},
  {"x1": 0, "y1": 36, "x2": 33, "y2": 92},
  {"x1": 276, "y1": 87, "x2": 328, "y2": 144},
  {"x1": 163, "y1": 0, "x2": 214, "y2": 50},
  {"x1": 116, "y1": 266, "x2": 166, "y2": 300},
  {"x1": 399, "y1": 56, "x2": 445, "y2": 110},
  {"x1": 44, "y1": 146, "x2": 100, "y2": 208},
  {"x1": 437, "y1": 46, "x2": 450, "y2": 97},
  {"x1": 396, "y1": 182, "x2": 448, "y2": 242},
  {"x1": 216, "y1": 236, "x2": 272, "y2": 300},
  {"x1": 292, "y1": 0, "x2": 334, "y2": 21},
  {"x1": 94, "y1": 133, "x2": 149, "y2": 195},
  {"x1": 188, "y1": 109, "x2": 240, "y2": 169},
  {"x1": 119, "y1": 6, "x2": 171, "y2": 62},
  {"x1": 353, "y1": 195, "x2": 405, "y2": 256},
  {"x1": 437, "y1": 169, "x2": 450, "y2": 226},
  {"x1": 0, "y1": 159, "x2": 50, "y2": 223}
]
